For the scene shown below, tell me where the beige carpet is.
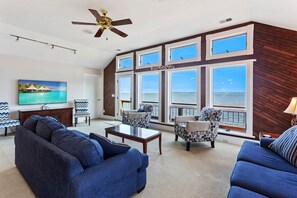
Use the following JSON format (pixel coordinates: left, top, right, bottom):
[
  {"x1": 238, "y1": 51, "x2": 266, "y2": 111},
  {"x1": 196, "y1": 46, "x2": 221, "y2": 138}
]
[{"x1": 0, "y1": 119, "x2": 240, "y2": 198}]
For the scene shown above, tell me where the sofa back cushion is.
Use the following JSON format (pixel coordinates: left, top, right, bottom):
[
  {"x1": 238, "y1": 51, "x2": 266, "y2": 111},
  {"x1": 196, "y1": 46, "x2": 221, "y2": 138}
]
[
  {"x1": 89, "y1": 133, "x2": 131, "y2": 159},
  {"x1": 36, "y1": 117, "x2": 65, "y2": 141},
  {"x1": 23, "y1": 115, "x2": 42, "y2": 132},
  {"x1": 270, "y1": 125, "x2": 297, "y2": 167},
  {"x1": 52, "y1": 129, "x2": 104, "y2": 168}
]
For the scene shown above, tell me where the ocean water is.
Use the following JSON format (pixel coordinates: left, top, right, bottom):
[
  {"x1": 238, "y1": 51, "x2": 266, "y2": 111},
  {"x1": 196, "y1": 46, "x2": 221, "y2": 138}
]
[
  {"x1": 19, "y1": 91, "x2": 67, "y2": 105},
  {"x1": 120, "y1": 92, "x2": 245, "y2": 106}
]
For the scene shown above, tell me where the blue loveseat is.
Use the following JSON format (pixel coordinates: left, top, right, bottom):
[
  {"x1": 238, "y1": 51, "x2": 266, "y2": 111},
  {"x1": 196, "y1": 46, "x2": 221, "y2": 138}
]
[
  {"x1": 228, "y1": 138, "x2": 297, "y2": 198},
  {"x1": 15, "y1": 116, "x2": 148, "y2": 198}
]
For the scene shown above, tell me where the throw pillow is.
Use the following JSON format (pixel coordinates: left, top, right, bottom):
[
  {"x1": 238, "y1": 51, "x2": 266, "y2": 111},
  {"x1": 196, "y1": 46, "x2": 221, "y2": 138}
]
[
  {"x1": 36, "y1": 117, "x2": 65, "y2": 141},
  {"x1": 89, "y1": 133, "x2": 131, "y2": 159},
  {"x1": 52, "y1": 129, "x2": 104, "y2": 168},
  {"x1": 270, "y1": 125, "x2": 297, "y2": 167},
  {"x1": 23, "y1": 115, "x2": 42, "y2": 132}
]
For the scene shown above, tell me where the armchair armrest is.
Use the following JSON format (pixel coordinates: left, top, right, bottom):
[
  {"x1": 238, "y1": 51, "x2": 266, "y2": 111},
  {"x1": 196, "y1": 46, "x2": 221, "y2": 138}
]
[
  {"x1": 185, "y1": 121, "x2": 210, "y2": 132},
  {"x1": 70, "y1": 148, "x2": 142, "y2": 198},
  {"x1": 175, "y1": 116, "x2": 196, "y2": 125},
  {"x1": 260, "y1": 138, "x2": 276, "y2": 148}
]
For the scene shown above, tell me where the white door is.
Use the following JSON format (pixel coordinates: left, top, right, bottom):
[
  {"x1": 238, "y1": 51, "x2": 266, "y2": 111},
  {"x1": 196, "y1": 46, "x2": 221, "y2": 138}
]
[
  {"x1": 83, "y1": 74, "x2": 102, "y2": 119},
  {"x1": 115, "y1": 73, "x2": 133, "y2": 120}
]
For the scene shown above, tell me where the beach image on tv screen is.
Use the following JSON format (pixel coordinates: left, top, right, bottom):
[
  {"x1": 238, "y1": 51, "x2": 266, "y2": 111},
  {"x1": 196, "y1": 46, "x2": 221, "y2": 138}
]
[{"x1": 18, "y1": 80, "x2": 67, "y2": 105}]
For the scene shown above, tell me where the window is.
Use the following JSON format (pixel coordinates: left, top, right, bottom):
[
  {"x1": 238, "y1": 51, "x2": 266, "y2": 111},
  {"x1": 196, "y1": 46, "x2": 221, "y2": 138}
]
[
  {"x1": 137, "y1": 72, "x2": 161, "y2": 121},
  {"x1": 207, "y1": 61, "x2": 254, "y2": 136},
  {"x1": 136, "y1": 46, "x2": 162, "y2": 68},
  {"x1": 206, "y1": 24, "x2": 254, "y2": 60},
  {"x1": 116, "y1": 53, "x2": 133, "y2": 71},
  {"x1": 165, "y1": 37, "x2": 201, "y2": 64}
]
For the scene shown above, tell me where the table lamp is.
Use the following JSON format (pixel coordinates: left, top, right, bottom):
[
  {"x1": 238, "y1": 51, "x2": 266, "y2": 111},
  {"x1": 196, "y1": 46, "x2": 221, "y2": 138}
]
[{"x1": 284, "y1": 97, "x2": 297, "y2": 126}]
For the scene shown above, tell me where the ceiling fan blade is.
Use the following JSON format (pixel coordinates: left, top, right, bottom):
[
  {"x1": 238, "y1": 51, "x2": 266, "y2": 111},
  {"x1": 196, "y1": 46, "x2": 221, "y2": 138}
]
[
  {"x1": 94, "y1": 28, "x2": 104, "y2": 37},
  {"x1": 110, "y1": 27, "x2": 128, "y2": 38},
  {"x1": 111, "y1": 19, "x2": 132, "y2": 26},
  {"x1": 72, "y1": 21, "x2": 97, "y2": 25},
  {"x1": 88, "y1": 9, "x2": 103, "y2": 21}
]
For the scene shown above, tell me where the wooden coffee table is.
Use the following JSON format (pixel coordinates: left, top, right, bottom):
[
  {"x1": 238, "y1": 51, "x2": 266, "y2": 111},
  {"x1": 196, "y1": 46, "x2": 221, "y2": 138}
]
[{"x1": 105, "y1": 124, "x2": 162, "y2": 154}]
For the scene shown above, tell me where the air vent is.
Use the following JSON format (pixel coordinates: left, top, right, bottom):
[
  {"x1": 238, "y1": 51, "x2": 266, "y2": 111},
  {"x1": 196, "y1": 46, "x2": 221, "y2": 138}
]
[{"x1": 219, "y1": 18, "x2": 232, "y2": 24}]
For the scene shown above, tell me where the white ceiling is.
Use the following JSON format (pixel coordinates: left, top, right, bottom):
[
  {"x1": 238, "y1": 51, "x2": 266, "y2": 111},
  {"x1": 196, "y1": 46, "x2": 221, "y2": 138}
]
[{"x1": 0, "y1": 0, "x2": 296, "y2": 69}]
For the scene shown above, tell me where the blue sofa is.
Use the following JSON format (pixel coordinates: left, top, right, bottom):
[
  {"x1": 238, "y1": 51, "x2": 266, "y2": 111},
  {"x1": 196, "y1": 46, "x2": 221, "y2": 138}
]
[
  {"x1": 15, "y1": 116, "x2": 148, "y2": 198},
  {"x1": 228, "y1": 138, "x2": 297, "y2": 198}
]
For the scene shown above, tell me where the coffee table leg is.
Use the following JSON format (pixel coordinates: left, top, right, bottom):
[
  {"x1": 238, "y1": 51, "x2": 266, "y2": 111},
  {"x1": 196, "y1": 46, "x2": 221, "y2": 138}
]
[
  {"x1": 105, "y1": 131, "x2": 108, "y2": 138},
  {"x1": 159, "y1": 134, "x2": 162, "y2": 154},
  {"x1": 122, "y1": 137, "x2": 124, "y2": 143},
  {"x1": 143, "y1": 142, "x2": 147, "y2": 154}
]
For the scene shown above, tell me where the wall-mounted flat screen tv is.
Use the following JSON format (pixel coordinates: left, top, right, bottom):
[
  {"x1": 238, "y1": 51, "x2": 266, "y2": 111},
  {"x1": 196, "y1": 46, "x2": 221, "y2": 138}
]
[{"x1": 18, "y1": 79, "x2": 67, "y2": 105}]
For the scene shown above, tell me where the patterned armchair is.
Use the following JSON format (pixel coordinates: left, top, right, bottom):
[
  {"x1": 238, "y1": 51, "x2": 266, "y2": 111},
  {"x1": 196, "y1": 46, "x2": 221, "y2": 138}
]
[
  {"x1": 74, "y1": 99, "x2": 90, "y2": 127},
  {"x1": 122, "y1": 104, "x2": 153, "y2": 128},
  {"x1": 174, "y1": 107, "x2": 222, "y2": 151},
  {"x1": 0, "y1": 102, "x2": 20, "y2": 136}
]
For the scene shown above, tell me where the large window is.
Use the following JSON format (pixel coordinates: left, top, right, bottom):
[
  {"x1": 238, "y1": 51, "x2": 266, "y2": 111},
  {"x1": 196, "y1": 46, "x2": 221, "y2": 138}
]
[
  {"x1": 206, "y1": 24, "x2": 253, "y2": 60},
  {"x1": 116, "y1": 53, "x2": 133, "y2": 71},
  {"x1": 165, "y1": 38, "x2": 201, "y2": 64},
  {"x1": 136, "y1": 46, "x2": 161, "y2": 68},
  {"x1": 137, "y1": 72, "x2": 160, "y2": 120}
]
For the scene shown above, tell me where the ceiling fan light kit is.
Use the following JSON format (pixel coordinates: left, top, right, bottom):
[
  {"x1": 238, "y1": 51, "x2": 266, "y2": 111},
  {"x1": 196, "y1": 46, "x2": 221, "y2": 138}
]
[{"x1": 72, "y1": 9, "x2": 132, "y2": 38}]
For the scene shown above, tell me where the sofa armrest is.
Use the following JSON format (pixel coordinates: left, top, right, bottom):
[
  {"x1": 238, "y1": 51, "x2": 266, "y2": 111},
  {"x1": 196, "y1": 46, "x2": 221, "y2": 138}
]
[
  {"x1": 70, "y1": 148, "x2": 143, "y2": 197},
  {"x1": 260, "y1": 138, "x2": 276, "y2": 148},
  {"x1": 185, "y1": 121, "x2": 210, "y2": 132},
  {"x1": 175, "y1": 116, "x2": 196, "y2": 125}
]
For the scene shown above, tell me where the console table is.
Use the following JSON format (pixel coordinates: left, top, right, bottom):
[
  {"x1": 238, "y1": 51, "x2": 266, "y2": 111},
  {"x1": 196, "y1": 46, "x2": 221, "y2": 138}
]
[{"x1": 19, "y1": 107, "x2": 73, "y2": 127}]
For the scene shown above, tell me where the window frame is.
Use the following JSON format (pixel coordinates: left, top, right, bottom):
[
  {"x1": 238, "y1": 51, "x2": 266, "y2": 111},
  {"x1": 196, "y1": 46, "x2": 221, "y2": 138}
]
[
  {"x1": 206, "y1": 24, "x2": 254, "y2": 60},
  {"x1": 205, "y1": 60, "x2": 254, "y2": 137},
  {"x1": 116, "y1": 52, "x2": 134, "y2": 72},
  {"x1": 136, "y1": 71, "x2": 162, "y2": 122},
  {"x1": 165, "y1": 67, "x2": 201, "y2": 124},
  {"x1": 165, "y1": 37, "x2": 201, "y2": 65},
  {"x1": 136, "y1": 46, "x2": 162, "y2": 69}
]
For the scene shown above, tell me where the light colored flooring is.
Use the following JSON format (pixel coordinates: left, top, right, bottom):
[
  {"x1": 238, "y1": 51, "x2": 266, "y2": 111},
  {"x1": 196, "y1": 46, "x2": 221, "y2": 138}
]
[{"x1": 0, "y1": 119, "x2": 241, "y2": 198}]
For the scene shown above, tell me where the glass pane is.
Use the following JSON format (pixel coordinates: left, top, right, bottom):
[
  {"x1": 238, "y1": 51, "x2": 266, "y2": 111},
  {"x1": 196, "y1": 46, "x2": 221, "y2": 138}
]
[
  {"x1": 141, "y1": 74, "x2": 159, "y2": 103},
  {"x1": 170, "y1": 44, "x2": 197, "y2": 61},
  {"x1": 171, "y1": 70, "x2": 197, "y2": 104},
  {"x1": 140, "y1": 52, "x2": 159, "y2": 66},
  {"x1": 119, "y1": 77, "x2": 131, "y2": 110},
  {"x1": 212, "y1": 34, "x2": 247, "y2": 55},
  {"x1": 213, "y1": 66, "x2": 246, "y2": 107},
  {"x1": 119, "y1": 57, "x2": 132, "y2": 69}
]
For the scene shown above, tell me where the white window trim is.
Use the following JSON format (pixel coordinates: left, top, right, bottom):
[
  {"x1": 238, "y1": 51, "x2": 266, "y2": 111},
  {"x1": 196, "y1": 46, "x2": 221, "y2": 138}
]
[
  {"x1": 136, "y1": 46, "x2": 162, "y2": 69},
  {"x1": 206, "y1": 24, "x2": 254, "y2": 60},
  {"x1": 165, "y1": 67, "x2": 201, "y2": 124},
  {"x1": 165, "y1": 37, "x2": 201, "y2": 65},
  {"x1": 115, "y1": 71, "x2": 134, "y2": 120},
  {"x1": 205, "y1": 60, "x2": 255, "y2": 137},
  {"x1": 116, "y1": 52, "x2": 134, "y2": 72},
  {"x1": 136, "y1": 71, "x2": 162, "y2": 122}
]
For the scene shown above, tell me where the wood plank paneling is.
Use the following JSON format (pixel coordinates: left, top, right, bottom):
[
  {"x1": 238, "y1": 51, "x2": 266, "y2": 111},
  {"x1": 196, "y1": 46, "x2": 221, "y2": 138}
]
[
  {"x1": 253, "y1": 23, "x2": 297, "y2": 137},
  {"x1": 103, "y1": 58, "x2": 116, "y2": 116}
]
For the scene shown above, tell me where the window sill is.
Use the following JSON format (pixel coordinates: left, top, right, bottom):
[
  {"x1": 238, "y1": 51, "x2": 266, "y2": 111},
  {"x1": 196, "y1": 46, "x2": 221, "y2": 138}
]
[{"x1": 218, "y1": 129, "x2": 255, "y2": 139}]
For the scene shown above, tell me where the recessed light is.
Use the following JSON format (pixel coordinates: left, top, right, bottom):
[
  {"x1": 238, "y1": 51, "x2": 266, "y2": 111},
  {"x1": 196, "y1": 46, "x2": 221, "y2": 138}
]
[
  {"x1": 83, "y1": 29, "x2": 93, "y2": 34},
  {"x1": 116, "y1": 49, "x2": 121, "y2": 52},
  {"x1": 219, "y1": 18, "x2": 232, "y2": 24}
]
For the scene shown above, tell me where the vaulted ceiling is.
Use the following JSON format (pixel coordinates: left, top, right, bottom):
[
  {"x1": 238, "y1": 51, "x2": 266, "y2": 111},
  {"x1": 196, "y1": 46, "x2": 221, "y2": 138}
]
[{"x1": 0, "y1": 0, "x2": 296, "y2": 68}]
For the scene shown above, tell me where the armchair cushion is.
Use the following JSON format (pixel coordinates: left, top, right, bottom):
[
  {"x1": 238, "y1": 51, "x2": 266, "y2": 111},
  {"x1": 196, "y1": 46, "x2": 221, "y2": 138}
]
[
  {"x1": 89, "y1": 133, "x2": 131, "y2": 159},
  {"x1": 185, "y1": 121, "x2": 210, "y2": 132},
  {"x1": 128, "y1": 112, "x2": 147, "y2": 119},
  {"x1": 175, "y1": 116, "x2": 196, "y2": 125}
]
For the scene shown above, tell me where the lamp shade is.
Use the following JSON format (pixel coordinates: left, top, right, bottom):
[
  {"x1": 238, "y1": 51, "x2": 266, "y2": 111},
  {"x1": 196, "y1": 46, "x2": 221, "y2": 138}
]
[{"x1": 284, "y1": 97, "x2": 297, "y2": 115}]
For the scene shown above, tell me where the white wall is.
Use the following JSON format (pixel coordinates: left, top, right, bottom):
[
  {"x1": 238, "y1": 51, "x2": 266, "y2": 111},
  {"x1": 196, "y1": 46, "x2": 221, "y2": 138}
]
[{"x1": 0, "y1": 54, "x2": 101, "y2": 134}]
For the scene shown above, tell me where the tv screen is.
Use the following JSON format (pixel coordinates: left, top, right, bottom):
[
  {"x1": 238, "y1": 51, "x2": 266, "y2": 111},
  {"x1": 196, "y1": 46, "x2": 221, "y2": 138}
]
[{"x1": 18, "y1": 79, "x2": 67, "y2": 105}]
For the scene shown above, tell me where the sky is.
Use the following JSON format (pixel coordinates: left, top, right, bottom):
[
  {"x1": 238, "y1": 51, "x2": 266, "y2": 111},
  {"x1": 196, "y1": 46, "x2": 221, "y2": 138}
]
[{"x1": 119, "y1": 34, "x2": 247, "y2": 94}]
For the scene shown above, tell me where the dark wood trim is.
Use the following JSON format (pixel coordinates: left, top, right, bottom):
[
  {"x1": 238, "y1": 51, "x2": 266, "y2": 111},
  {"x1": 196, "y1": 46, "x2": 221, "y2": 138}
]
[{"x1": 218, "y1": 132, "x2": 256, "y2": 140}]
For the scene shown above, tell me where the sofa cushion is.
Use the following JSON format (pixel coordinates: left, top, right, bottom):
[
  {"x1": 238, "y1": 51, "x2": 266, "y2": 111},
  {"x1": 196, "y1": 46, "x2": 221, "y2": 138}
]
[
  {"x1": 89, "y1": 133, "x2": 131, "y2": 159},
  {"x1": 52, "y1": 129, "x2": 104, "y2": 168},
  {"x1": 23, "y1": 115, "x2": 42, "y2": 132},
  {"x1": 228, "y1": 186, "x2": 268, "y2": 198},
  {"x1": 36, "y1": 117, "x2": 65, "y2": 141},
  {"x1": 230, "y1": 161, "x2": 297, "y2": 198},
  {"x1": 238, "y1": 141, "x2": 297, "y2": 174},
  {"x1": 270, "y1": 125, "x2": 297, "y2": 167}
]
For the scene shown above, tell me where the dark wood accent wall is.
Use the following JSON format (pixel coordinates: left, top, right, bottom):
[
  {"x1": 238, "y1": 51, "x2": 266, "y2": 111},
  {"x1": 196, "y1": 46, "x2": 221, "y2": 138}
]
[
  {"x1": 253, "y1": 23, "x2": 297, "y2": 137},
  {"x1": 103, "y1": 58, "x2": 116, "y2": 116}
]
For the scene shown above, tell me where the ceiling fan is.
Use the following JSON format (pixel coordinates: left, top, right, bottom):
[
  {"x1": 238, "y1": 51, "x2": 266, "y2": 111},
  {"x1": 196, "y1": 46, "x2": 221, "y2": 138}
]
[{"x1": 72, "y1": 9, "x2": 132, "y2": 38}]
